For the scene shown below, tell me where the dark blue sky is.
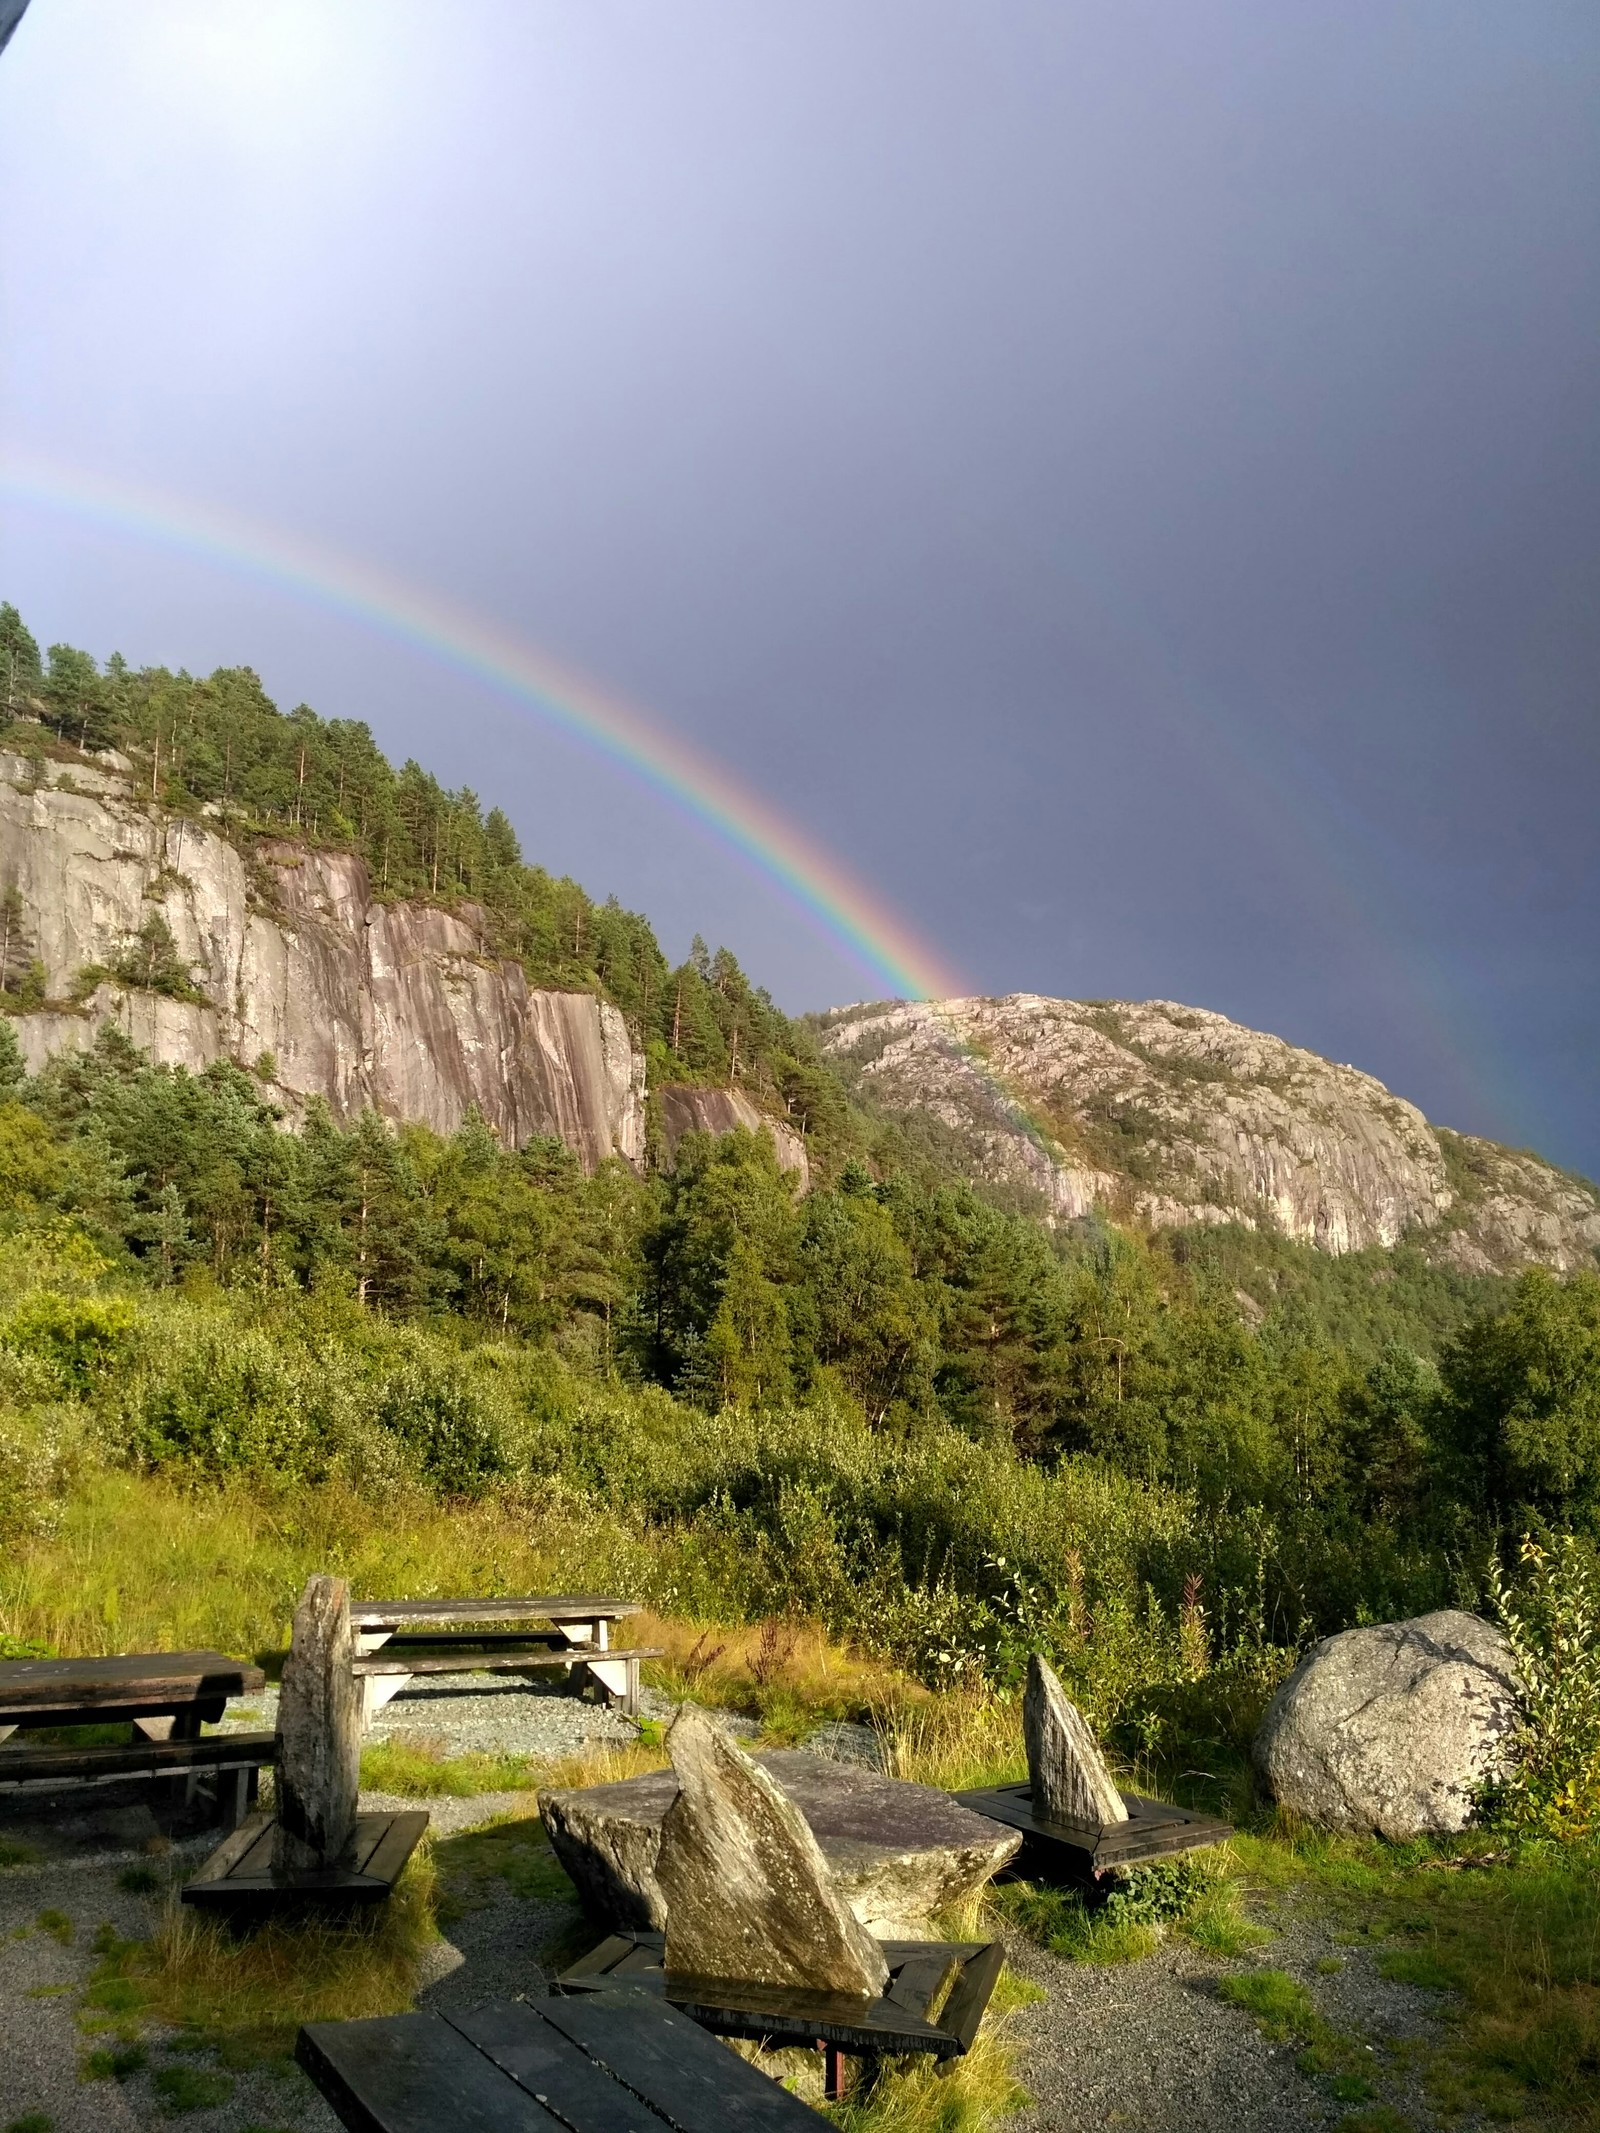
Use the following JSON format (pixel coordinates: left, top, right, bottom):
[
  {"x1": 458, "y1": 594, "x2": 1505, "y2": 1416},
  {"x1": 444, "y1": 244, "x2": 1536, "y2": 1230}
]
[{"x1": 2, "y1": 2, "x2": 1597, "y2": 1176}]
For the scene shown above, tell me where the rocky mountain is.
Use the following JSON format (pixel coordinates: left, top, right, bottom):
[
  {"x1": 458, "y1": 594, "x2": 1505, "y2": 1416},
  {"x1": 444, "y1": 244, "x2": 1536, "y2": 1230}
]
[
  {"x1": 0, "y1": 746, "x2": 1589, "y2": 1268},
  {"x1": 818, "y1": 995, "x2": 1600, "y2": 1274},
  {"x1": 0, "y1": 750, "x2": 650, "y2": 1163},
  {"x1": 0, "y1": 748, "x2": 819, "y2": 1182}
]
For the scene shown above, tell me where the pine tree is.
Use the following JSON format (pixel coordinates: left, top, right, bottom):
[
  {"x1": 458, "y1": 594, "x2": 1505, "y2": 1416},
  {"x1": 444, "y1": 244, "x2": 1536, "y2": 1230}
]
[{"x1": 1, "y1": 605, "x2": 42, "y2": 710}]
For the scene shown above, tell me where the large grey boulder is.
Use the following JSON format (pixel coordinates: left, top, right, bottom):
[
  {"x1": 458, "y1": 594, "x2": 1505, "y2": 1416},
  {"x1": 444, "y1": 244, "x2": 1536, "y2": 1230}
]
[
  {"x1": 657, "y1": 1708, "x2": 887, "y2": 1995},
  {"x1": 1024, "y1": 1654, "x2": 1128, "y2": 1824},
  {"x1": 273, "y1": 1574, "x2": 362, "y2": 1876},
  {"x1": 541, "y1": 1741, "x2": 1020, "y2": 1939},
  {"x1": 1254, "y1": 1610, "x2": 1523, "y2": 1840}
]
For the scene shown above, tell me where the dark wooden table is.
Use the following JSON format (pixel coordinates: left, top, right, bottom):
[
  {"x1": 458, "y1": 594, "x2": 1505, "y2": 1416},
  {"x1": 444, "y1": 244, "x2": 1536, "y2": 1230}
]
[
  {"x1": 299, "y1": 1986, "x2": 829, "y2": 2131},
  {"x1": 561, "y1": 1931, "x2": 1005, "y2": 2101},
  {"x1": 954, "y1": 1782, "x2": 1233, "y2": 1879},
  {"x1": 0, "y1": 1650, "x2": 269, "y2": 1829},
  {"x1": 0, "y1": 1650, "x2": 265, "y2": 1743},
  {"x1": 351, "y1": 1596, "x2": 658, "y2": 1723}
]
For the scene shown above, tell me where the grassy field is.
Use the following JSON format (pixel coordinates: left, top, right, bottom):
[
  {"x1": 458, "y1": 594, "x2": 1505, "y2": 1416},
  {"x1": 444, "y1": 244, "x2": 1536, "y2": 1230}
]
[{"x1": 7, "y1": 1474, "x2": 1599, "y2": 2132}]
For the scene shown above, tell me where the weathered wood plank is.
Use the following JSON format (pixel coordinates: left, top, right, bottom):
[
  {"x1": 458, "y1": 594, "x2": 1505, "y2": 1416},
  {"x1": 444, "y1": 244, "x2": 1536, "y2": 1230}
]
[
  {"x1": 0, "y1": 1730, "x2": 276, "y2": 1788},
  {"x1": 353, "y1": 1647, "x2": 661, "y2": 1679},
  {"x1": 562, "y1": 1932, "x2": 1003, "y2": 2063},
  {"x1": 184, "y1": 1811, "x2": 275, "y2": 1887},
  {"x1": 298, "y1": 2011, "x2": 565, "y2": 2133},
  {"x1": 953, "y1": 1783, "x2": 1232, "y2": 1873},
  {"x1": 539, "y1": 1990, "x2": 823, "y2": 2133},
  {"x1": 884, "y1": 1952, "x2": 958, "y2": 2019},
  {"x1": 562, "y1": 1933, "x2": 633, "y2": 1980},
  {"x1": 356, "y1": 1810, "x2": 430, "y2": 1887},
  {"x1": 182, "y1": 1811, "x2": 425, "y2": 1914},
  {"x1": 352, "y1": 1597, "x2": 642, "y2": 1628},
  {"x1": 0, "y1": 1650, "x2": 263, "y2": 1719},
  {"x1": 937, "y1": 1939, "x2": 1006, "y2": 2055},
  {"x1": 449, "y1": 2003, "x2": 665, "y2": 2133}
]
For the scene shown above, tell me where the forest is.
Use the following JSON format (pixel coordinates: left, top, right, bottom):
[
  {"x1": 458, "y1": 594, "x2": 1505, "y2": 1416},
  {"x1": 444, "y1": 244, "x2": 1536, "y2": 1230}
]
[{"x1": 1, "y1": 605, "x2": 1598, "y2": 1706}]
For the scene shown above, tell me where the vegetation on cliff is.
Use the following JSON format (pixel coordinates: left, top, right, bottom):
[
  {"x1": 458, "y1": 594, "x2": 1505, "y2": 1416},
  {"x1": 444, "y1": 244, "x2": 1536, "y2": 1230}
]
[{"x1": 0, "y1": 603, "x2": 846, "y2": 1140}]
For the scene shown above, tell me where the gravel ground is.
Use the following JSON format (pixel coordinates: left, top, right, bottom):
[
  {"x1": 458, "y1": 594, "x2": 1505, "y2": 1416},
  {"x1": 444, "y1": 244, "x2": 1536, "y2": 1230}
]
[
  {"x1": 218, "y1": 1674, "x2": 762, "y2": 1760},
  {"x1": 0, "y1": 1843, "x2": 341, "y2": 2133},
  {"x1": 1007, "y1": 1886, "x2": 1454, "y2": 2133}
]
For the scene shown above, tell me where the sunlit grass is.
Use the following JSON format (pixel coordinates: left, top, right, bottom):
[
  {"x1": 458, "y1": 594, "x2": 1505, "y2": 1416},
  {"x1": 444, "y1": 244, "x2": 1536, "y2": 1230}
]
[
  {"x1": 23, "y1": 1471, "x2": 1600, "y2": 2133},
  {"x1": 80, "y1": 1847, "x2": 439, "y2": 2064}
]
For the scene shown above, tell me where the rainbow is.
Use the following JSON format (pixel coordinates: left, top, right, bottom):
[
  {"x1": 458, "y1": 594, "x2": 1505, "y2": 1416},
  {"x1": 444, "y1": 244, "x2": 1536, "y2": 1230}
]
[
  {"x1": 0, "y1": 450, "x2": 968, "y2": 1005},
  {"x1": 0, "y1": 451, "x2": 1085, "y2": 1171}
]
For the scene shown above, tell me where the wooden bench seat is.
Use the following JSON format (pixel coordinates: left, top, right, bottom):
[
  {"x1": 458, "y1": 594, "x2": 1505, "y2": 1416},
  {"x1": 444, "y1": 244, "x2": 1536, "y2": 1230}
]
[
  {"x1": 560, "y1": 1931, "x2": 1006, "y2": 2101},
  {"x1": 352, "y1": 1646, "x2": 662, "y2": 1678},
  {"x1": 184, "y1": 1806, "x2": 428, "y2": 1918},
  {"x1": 953, "y1": 1782, "x2": 1233, "y2": 1877},
  {"x1": 352, "y1": 1596, "x2": 643, "y2": 1631},
  {"x1": 353, "y1": 1645, "x2": 661, "y2": 1721},
  {"x1": 0, "y1": 1729, "x2": 276, "y2": 1830}
]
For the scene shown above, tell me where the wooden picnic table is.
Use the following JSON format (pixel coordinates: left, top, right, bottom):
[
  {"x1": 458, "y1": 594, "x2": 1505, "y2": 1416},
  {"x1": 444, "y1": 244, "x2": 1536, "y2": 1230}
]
[
  {"x1": 351, "y1": 1595, "x2": 658, "y2": 1723},
  {"x1": 0, "y1": 1650, "x2": 265, "y2": 1742},
  {"x1": 298, "y1": 1985, "x2": 828, "y2": 2131},
  {"x1": 0, "y1": 1650, "x2": 270, "y2": 1829}
]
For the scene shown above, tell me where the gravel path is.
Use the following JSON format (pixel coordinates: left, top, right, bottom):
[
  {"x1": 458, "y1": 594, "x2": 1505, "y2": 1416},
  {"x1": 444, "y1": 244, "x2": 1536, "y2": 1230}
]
[
  {"x1": 1007, "y1": 1885, "x2": 1453, "y2": 2133},
  {"x1": 217, "y1": 1674, "x2": 646, "y2": 1758}
]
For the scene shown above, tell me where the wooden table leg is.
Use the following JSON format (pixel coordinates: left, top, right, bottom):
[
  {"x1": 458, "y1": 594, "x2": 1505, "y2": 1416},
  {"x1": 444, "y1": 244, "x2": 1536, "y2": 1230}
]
[{"x1": 824, "y1": 2042, "x2": 848, "y2": 2102}]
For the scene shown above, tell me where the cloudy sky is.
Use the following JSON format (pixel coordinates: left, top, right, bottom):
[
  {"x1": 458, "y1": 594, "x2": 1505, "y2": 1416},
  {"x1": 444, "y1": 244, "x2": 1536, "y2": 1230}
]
[{"x1": 2, "y1": 2, "x2": 1597, "y2": 1175}]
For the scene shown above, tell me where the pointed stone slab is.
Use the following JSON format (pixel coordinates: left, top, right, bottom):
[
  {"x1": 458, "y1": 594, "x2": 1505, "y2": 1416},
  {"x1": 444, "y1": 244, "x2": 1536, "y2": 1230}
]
[
  {"x1": 657, "y1": 1705, "x2": 889, "y2": 1998},
  {"x1": 274, "y1": 1573, "x2": 362, "y2": 1877},
  {"x1": 1023, "y1": 1654, "x2": 1128, "y2": 1825}
]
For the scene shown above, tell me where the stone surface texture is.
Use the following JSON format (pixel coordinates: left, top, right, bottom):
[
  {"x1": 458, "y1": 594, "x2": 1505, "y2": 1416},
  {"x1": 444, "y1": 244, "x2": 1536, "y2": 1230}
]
[
  {"x1": 1253, "y1": 1609, "x2": 1523, "y2": 1839},
  {"x1": 657, "y1": 1083, "x2": 810, "y2": 1189},
  {"x1": 541, "y1": 1742, "x2": 1020, "y2": 1939},
  {"x1": 654, "y1": 1708, "x2": 888, "y2": 1994},
  {"x1": 818, "y1": 995, "x2": 1600, "y2": 1272},
  {"x1": 273, "y1": 1573, "x2": 362, "y2": 1875},
  {"x1": 1024, "y1": 1654, "x2": 1128, "y2": 1824},
  {"x1": 0, "y1": 757, "x2": 645, "y2": 1167}
]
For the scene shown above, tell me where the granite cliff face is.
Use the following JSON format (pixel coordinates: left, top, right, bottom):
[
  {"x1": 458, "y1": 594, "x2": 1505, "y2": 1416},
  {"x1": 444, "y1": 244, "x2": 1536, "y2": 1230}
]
[
  {"x1": 0, "y1": 754, "x2": 645, "y2": 1168},
  {"x1": 657, "y1": 1085, "x2": 810, "y2": 1190},
  {"x1": 819, "y1": 995, "x2": 1600, "y2": 1274}
]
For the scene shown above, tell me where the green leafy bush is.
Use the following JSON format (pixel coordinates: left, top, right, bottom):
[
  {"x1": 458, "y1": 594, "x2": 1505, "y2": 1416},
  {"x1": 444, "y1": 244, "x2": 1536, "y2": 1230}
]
[{"x1": 1485, "y1": 1534, "x2": 1600, "y2": 1838}]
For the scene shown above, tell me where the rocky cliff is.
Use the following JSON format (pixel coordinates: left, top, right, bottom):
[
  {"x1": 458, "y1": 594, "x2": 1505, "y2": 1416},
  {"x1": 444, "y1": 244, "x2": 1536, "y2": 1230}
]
[
  {"x1": 819, "y1": 995, "x2": 1600, "y2": 1273},
  {"x1": 0, "y1": 753, "x2": 645, "y2": 1168},
  {"x1": 657, "y1": 1084, "x2": 810, "y2": 1189}
]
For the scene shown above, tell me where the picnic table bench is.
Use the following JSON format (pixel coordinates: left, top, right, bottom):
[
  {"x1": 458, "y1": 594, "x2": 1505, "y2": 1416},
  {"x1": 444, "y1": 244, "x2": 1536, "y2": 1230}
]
[
  {"x1": 0, "y1": 1650, "x2": 271, "y2": 1829},
  {"x1": 954, "y1": 1781, "x2": 1233, "y2": 1879},
  {"x1": 561, "y1": 1931, "x2": 1006, "y2": 2101},
  {"x1": 298, "y1": 1985, "x2": 829, "y2": 2131},
  {"x1": 352, "y1": 1596, "x2": 660, "y2": 1724}
]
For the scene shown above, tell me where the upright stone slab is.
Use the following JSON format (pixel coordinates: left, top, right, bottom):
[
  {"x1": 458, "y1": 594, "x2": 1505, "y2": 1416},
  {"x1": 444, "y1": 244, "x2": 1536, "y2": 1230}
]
[
  {"x1": 657, "y1": 1706, "x2": 889, "y2": 1997},
  {"x1": 273, "y1": 1574, "x2": 362, "y2": 1878},
  {"x1": 1024, "y1": 1654, "x2": 1128, "y2": 1825}
]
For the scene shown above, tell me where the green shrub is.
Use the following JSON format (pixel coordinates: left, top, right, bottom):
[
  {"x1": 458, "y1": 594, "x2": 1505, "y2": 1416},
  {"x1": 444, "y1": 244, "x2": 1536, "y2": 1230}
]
[
  {"x1": 372, "y1": 1351, "x2": 512, "y2": 1496},
  {"x1": 1, "y1": 1292, "x2": 140, "y2": 1393},
  {"x1": 1485, "y1": 1534, "x2": 1600, "y2": 1838}
]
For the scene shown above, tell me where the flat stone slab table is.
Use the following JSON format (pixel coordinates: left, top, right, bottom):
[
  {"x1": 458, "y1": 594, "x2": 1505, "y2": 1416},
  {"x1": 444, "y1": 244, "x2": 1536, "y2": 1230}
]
[{"x1": 541, "y1": 1749, "x2": 1021, "y2": 1937}]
